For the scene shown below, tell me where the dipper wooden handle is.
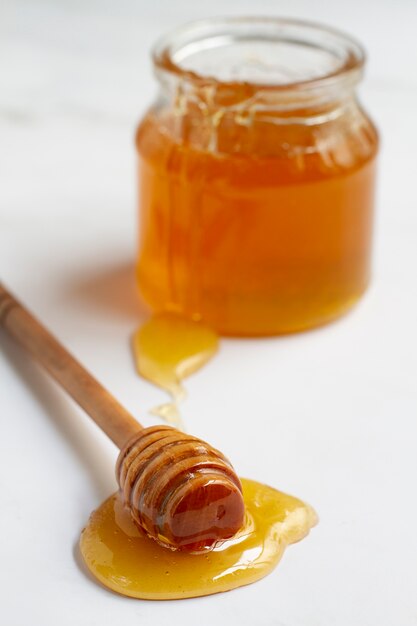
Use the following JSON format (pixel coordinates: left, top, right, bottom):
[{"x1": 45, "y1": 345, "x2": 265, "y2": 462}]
[{"x1": 0, "y1": 284, "x2": 244, "y2": 552}]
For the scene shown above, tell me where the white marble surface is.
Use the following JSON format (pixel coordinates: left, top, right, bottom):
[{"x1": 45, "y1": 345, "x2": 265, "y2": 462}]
[{"x1": 1, "y1": 1, "x2": 417, "y2": 624}]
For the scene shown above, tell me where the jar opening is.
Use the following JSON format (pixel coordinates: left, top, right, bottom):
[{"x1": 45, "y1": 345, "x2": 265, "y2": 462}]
[{"x1": 153, "y1": 17, "x2": 365, "y2": 92}]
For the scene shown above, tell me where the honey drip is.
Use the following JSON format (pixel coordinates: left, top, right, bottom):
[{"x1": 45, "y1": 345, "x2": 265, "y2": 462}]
[
  {"x1": 133, "y1": 312, "x2": 218, "y2": 427},
  {"x1": 80, "y1": 478, "x2": 317, "y2": 600}
]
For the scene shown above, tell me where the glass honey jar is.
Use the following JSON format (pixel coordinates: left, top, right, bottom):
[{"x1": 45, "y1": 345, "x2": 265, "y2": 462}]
[{"x1": 135, "y1": 17, "x2": 378, "y2": 336}]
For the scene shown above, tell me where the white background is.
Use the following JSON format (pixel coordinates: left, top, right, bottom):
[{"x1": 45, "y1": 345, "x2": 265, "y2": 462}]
[{"x1": 1, "y1": 1, "x2": 417, "y2": 624}]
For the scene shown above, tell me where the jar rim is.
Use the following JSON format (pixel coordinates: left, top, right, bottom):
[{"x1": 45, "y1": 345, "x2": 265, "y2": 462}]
[{"x1": 152, "y1": 16, "x2": 365, "y2": 93}]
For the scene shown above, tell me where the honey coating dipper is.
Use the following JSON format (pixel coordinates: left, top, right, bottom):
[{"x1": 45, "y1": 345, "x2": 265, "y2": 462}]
[{"x1": 0, "y1": 284, "x2": 245, "y2": 552}]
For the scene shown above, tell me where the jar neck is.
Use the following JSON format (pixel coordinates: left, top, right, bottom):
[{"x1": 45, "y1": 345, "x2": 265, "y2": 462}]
[
  {"x1": 152, "y1": 17, "x2": 365, "y2": 123},
  {"x1": 156, "y1": 67, "x2": 361, "y2": 125}
]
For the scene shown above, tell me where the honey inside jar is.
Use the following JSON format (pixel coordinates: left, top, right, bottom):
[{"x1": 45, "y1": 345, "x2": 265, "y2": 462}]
[{"x1": 136, "y1": 18, "x2": 378, "y2": 336}]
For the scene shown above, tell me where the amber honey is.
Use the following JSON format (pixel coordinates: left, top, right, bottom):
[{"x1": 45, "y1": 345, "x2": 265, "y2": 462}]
[
  {"x1": 80, "y1": 478, "x2": 317, "y2": 600},
  {"x1": 133, "y1": 312, "x2": 218, "y2": 427},
  {"x1": 136, "y1": 18, "x2": 378, "y2": 336}
]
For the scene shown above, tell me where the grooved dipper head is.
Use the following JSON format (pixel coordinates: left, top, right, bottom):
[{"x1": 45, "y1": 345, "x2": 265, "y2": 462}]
[{"x1": 116, "y1": 425, "x2": 245, "y2": 552}]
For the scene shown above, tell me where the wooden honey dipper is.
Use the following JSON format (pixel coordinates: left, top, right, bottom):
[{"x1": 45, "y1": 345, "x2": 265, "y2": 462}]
[{"x1": 0, "y1": 284, "x2": 245, "y2": 552}]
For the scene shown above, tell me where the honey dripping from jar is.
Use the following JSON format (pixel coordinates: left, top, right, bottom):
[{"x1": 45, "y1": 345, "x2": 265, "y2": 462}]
[
  {"x1": 80, "y1": 478, "x2": 317, "y2": 600},
  {"x1": 132, "y1": 312, "x2": 218, "y2": 427}
]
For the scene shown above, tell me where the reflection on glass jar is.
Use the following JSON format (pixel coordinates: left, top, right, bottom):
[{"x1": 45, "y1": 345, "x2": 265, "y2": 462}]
[{"x1": 136, "y1": 18, "x2": 378, "y2": 336}]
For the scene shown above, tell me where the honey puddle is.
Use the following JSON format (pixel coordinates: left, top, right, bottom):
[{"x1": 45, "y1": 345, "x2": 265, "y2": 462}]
[
  {"x1": 132, "y1": 312, "x2": 218, "y2": 427},
  {"x1": 80, "y1": 478, "x2": 317, "y2": 600}
]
